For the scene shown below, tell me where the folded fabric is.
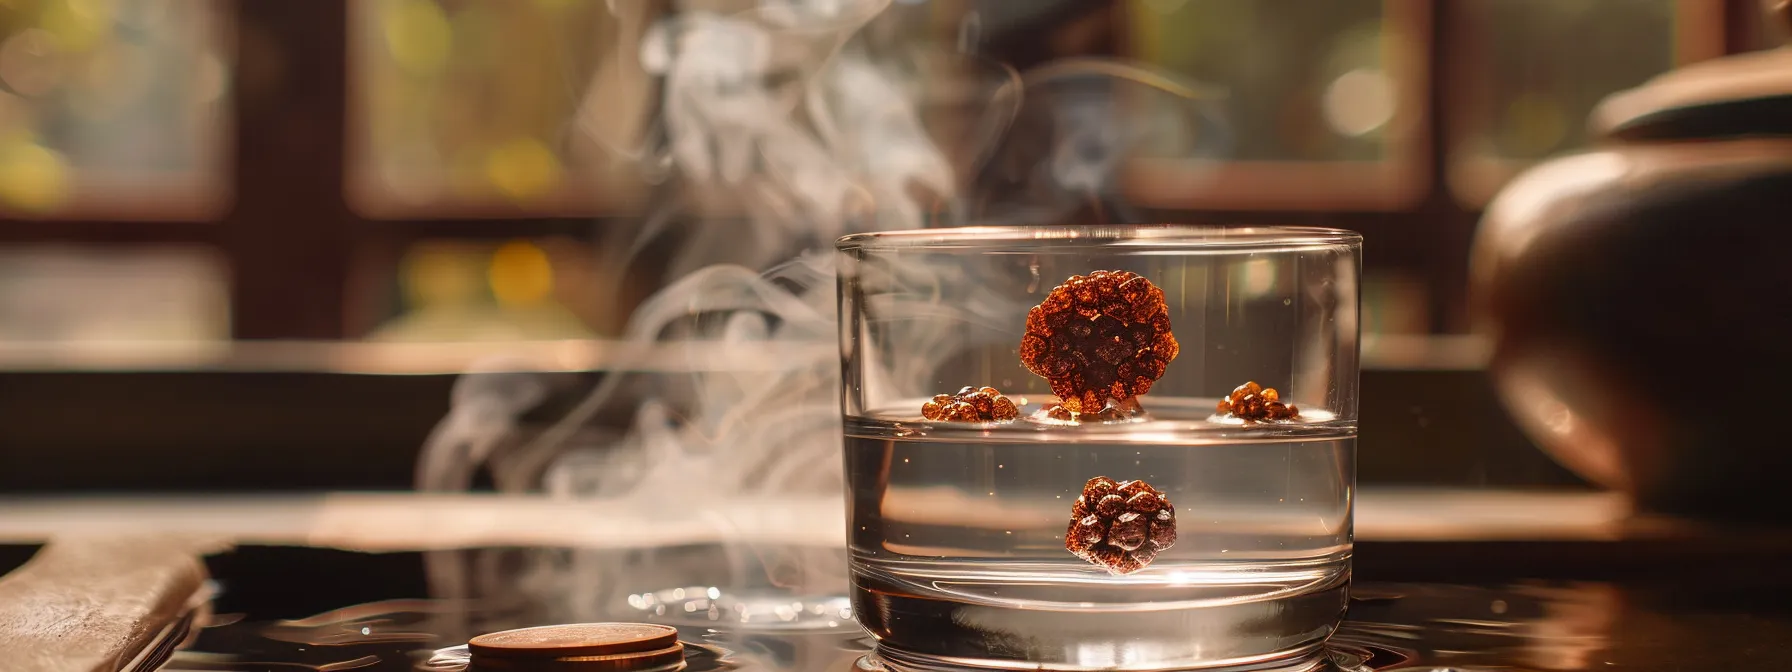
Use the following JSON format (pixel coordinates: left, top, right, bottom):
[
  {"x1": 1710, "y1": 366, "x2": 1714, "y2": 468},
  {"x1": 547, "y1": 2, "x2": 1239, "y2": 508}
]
[{"x1": 0, "y1": 536, "x2": 221, "y2": 672}]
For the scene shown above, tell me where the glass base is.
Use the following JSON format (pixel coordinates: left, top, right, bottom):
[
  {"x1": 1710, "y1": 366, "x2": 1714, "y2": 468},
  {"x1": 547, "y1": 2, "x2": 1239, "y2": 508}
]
[
  {"x1": 859, "y1": 642, "x2": 1330, "y2": 672},
  {"x1": 849, "y1": 557, "x2": 1347, "y2": 672}
]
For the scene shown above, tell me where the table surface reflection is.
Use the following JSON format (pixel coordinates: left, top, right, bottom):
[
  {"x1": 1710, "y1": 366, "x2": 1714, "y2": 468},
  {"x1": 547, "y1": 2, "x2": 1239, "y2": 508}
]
[{"x1": 150, "y1": 543, "x2": 1792, "y2": 672}]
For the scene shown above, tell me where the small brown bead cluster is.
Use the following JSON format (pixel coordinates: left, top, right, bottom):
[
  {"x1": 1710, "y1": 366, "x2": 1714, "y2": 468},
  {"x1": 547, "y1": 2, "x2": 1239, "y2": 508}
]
[
  {"x1": 1215, "y1": 381, "x2": 1299, "y2": 423},
  {"x1": 1020, "y1": 270, "x2": 1179, "y2": 415},
  {"x1": 1065, "y1": 476, "x2": 1177, "y2": 574},
  {"x1": 922, "y1": 386, "x2": 1020, "y2": 422},
  {"x1": 1037, "y1": 396, "x2": 1144, "y2": 424}
]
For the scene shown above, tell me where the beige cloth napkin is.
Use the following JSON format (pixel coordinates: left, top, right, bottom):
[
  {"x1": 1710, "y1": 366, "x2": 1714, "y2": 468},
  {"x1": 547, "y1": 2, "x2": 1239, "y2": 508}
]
[{"x1": 0, "y1": 536, "x2": 222, "y2": 672}]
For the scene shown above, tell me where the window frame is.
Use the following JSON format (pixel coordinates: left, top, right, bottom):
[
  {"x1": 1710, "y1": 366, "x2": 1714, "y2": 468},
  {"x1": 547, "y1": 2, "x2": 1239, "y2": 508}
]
[{"x1": 0, "y1": 0, "x2": 1762, "y2": 340}]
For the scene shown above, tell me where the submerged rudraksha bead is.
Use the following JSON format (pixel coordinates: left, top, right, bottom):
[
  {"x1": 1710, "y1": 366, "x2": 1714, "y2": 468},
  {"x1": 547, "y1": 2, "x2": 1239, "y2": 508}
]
[
  {"x1": 1020, "y1": 271, "x2": 1179, "y2": 415},
  {"x1": 921, "y1": 386, "x2": 1020, "y2": 422},
  {"x1": 1064, "y1": 476, "x2": 1177, "y2": 574},
  {"x1": 1214, "y1": 381, "x2": 1300, "y2": 423}
]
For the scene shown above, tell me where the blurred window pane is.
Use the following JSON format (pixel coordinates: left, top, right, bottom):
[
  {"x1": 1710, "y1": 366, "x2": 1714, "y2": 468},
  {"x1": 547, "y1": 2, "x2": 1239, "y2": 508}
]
[
  {"x1": 0, "y1": 0, "x2": 231, "y2": 218},
  {"x1": 361, "y1": 238, "x2": 600, "y2": 341},
  {"x1": 1129, "y1": 0, "x2": 1389, "y2": 162},
  {"x1": 0, "y1": 246, "x2": 228, "y2": 341},
  {"x1": 348, "y1": 0, "x2": 647, "y2": 218},
  {"x1": 1118, "y1": 0, "x2": 1428, "y2": 210},
  {"x1": 1446, "y1": 0, "x2": 1716, "y2": 205},
  {"x1": 1362, "y1": 270, "x2": 1429, "y2": 337}
]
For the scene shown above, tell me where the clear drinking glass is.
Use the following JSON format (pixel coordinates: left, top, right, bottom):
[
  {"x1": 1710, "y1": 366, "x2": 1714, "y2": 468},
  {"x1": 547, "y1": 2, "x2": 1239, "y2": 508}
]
[{"x1": 836, "y1": 226, "x2": 1360, "y2": 672}]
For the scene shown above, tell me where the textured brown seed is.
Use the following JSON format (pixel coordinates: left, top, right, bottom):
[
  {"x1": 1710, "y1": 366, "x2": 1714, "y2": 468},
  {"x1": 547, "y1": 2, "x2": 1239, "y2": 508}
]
[
  {"x1": 1096, "y1": 494, "x2": 1126, "y2": 517},
  {"x1": 993, "y1": 396, "x2": 1018, "y2": 419},
  {"x1": 1215, "y1": 381, "x2": 1301, "y2": 423},
  {"x1": 1038, "y1": 404, "x2": 1076, "y2": 422},
  {"x1": 920, "y1": 394, "x2": 950, "y2": 420},
  {"x1": 1234, "y1": 393, "x2": 1265, "y2": 419},
  {"x1": 1039, "y1": 396, "x2": 1145, "y2": 425},
  {"x1": 1086, "y1": 545, "x2": 1151, "y2": 574},
  {"x1": 1108, "y1": 512, "x2": 1148, "y2": 551},
  {"x1": 1064, "y1": 476, "x2": 1176, "y2": 574},
  {"x1": 1085, "y1": 476, "x2": 1118, "y2": 499},
  {"x1": 1147, "y1": 507, "x2": 1178, "y2": 550},
  {"x1": 1021, "y1": 271, "x2": 1179, "y2": 415},
  {"x1": 921, "y1": 385, "x2": 1020, "y2": 422}
]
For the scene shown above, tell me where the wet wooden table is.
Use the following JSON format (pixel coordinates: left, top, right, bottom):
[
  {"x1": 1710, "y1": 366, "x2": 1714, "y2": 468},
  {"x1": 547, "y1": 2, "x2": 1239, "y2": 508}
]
[{"x1": 2, "y1": 489, "x2": 1788, "y2": 671}]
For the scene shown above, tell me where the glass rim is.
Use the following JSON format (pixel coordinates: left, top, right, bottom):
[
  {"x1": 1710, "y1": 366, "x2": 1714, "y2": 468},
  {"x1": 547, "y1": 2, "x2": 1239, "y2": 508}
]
[{"x1": 835, "y1": 225, "x2": 1362, "y2": 252}]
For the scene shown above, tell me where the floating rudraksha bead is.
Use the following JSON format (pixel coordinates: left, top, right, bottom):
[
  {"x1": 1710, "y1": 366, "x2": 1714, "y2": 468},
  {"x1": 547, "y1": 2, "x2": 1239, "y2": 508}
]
[
  {"x1": 1034, "y1": 396, "x2": 1145, "y2": 424},
  {"x1": 1214, "y1": 381, "x2": 1299, "y2": 423},
  {"x1": 1065, "y1": 476, "x2": 1177, "y2": 574},
  {"x1": 1020, "y1": 271, "x2": 1179, "y2": 415},
  {"x1": 921, "y1": 386, "x2": 1019, "y2": 422}
]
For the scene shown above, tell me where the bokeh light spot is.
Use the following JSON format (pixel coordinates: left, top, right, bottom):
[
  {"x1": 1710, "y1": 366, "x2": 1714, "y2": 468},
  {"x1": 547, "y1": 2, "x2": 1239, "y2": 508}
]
[
  {"x1": 1322, "y1": 67, "x2": 1395, "y2": 137},
  {"x1": 485, "y1": 138, "x2": 562, "y2": 201},
  {"x1": 0, "y1": 140, "x2": 70, "y2": 212},
  {"x1": 1241, "y1": 258, "x2": 1277, "y2": 297},
  {"x1": 401, "y1": 244, "x2": 482, "y2": 309},
  {"x1": 488, "y1": 240, "x2": 555, "y2": 307}
]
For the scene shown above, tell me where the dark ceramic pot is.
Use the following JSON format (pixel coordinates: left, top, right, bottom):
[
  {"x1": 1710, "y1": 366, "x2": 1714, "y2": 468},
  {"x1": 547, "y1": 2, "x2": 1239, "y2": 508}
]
[{"x1": 1472, "y1": 14, "x2": 1792, "y2": 521}]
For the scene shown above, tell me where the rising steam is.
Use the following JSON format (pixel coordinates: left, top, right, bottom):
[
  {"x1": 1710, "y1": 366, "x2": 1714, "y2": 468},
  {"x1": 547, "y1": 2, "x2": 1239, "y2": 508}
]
[{"x1": 414, "y1": 0, "x2": 1231, "y2": 625}]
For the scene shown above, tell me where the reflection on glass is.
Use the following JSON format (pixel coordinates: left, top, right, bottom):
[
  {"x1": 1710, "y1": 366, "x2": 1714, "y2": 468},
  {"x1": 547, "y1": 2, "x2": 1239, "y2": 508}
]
[
  {"x1": 1449, "y1": 0, "x2": 1683, "y2": 203},
  {"x1": 1124, "y1": 0, "x2": 1397, "y2": 162},
  {"x1": 0, "y1": 0, "x2": 229, "y2": 217},
  {"x1": 366, "y1": 238, "x2": 596, "y2": 341},
  {"x1": 348, "y1": 0, "x2": 642, "y2": 217}
]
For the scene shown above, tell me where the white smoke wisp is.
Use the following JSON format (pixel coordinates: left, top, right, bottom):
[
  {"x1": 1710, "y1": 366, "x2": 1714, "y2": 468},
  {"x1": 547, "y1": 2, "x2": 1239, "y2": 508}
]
[
  {"x1": 534, "y1": 253, "x2": 843, "y2": 500},
  {"x1": 524, "y1": 0, "x2": 1014, "y2": 509},
  {"x1": 640, "y1": 0, "x2": 937, "y2": 242},
  {"x1": 418, "y1": 0, "x2": 1023, "y2": 614},
  {"x1": 417, "y1": 1, "x2": 1232, "y2": 623}
]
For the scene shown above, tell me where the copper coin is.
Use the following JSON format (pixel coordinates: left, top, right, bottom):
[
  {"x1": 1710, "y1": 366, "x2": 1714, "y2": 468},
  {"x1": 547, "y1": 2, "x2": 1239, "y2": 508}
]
[
  {"x1": 470, "y1": 643, "x2": 687, "y2": 672},
  {"x1": 469, "y1": 623, "x2": 680, "y2": 659}
]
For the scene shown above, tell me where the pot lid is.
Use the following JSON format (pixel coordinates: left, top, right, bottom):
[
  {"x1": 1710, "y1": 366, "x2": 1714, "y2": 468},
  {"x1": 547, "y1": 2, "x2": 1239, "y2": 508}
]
[{"x1": 1591, "y1": 1, "x2": 1792, "y2": 141}]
